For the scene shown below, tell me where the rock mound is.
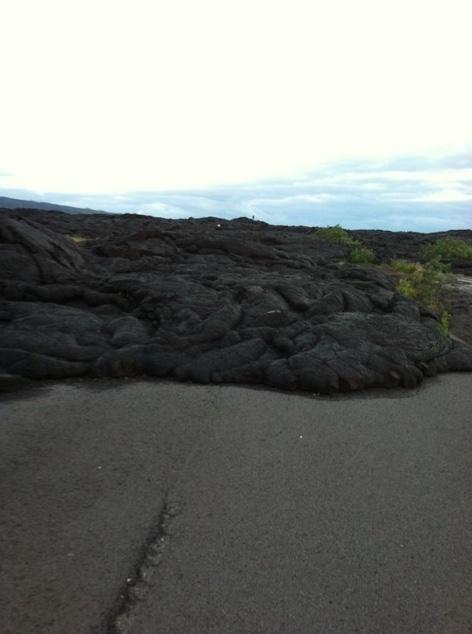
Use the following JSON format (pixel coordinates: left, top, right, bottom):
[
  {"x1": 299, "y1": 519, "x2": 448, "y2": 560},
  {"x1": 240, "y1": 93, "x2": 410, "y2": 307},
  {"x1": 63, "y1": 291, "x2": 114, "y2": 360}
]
[{"x1": 1, "y1": 211, "x2": 471, "y2": 392}]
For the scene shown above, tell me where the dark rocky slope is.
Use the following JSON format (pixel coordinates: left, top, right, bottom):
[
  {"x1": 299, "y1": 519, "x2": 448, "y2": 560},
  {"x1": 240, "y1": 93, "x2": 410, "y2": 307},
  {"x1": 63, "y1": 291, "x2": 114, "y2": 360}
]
[
  {"x1": 1, "y1": 210, "x2": 471, "y2": 392},
  {"x1": 0, "y1": 195, "x2": 106, "y2": 214}
]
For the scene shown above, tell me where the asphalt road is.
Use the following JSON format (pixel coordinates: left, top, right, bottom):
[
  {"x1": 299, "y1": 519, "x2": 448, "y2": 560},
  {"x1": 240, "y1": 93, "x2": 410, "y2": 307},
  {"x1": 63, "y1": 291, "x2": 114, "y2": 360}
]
[{"x1": 1, "y1": 376, "x2": 472, "y2": 633}]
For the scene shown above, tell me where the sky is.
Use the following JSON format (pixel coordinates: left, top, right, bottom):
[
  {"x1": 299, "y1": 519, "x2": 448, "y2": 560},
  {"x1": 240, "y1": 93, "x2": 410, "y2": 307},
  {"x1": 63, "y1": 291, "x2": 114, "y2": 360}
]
[{"x1": 1, "y1": 0, "x2": 471, "y2": 230}]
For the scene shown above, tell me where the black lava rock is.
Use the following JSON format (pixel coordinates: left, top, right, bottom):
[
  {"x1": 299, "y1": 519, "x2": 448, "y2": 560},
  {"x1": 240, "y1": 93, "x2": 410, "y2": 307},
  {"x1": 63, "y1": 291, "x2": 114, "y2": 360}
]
[{"x1": 1, "y1": 210, "x2": 471, "y2": 393}]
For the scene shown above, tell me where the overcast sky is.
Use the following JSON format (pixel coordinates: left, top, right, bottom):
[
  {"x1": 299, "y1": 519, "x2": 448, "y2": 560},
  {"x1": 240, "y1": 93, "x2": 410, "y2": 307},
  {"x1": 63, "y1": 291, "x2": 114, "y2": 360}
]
[{"x1": 1, "y1": 0, "x2": 471, "y2": 229}]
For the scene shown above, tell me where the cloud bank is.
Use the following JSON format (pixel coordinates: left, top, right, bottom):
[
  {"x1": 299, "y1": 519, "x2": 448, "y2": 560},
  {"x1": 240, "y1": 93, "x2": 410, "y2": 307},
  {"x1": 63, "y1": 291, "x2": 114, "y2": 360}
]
[{"x1": 1, "y1": 154, "x2": 471, "y2": 232}]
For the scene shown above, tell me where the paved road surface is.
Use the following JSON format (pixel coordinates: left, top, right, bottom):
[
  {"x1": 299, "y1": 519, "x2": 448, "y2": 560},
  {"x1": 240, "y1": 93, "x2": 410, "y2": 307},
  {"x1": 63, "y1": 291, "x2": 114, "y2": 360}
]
[{"x1": 1, "y1": 376, "x2": 472, "y2": 633}]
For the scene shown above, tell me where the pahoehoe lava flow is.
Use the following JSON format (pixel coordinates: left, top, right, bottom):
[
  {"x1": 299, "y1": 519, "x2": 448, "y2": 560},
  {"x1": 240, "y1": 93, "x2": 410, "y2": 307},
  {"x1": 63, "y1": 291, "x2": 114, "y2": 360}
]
[{"x1": 1, "y1": 209, "x2": 471, "y2": 393}]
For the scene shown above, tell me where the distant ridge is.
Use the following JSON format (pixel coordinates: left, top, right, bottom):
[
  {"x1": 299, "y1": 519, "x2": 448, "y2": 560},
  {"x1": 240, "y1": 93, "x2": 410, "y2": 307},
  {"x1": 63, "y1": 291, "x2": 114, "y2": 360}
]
[{"x1": 0, "y1": 195, "x2": 108, "y2": 215}]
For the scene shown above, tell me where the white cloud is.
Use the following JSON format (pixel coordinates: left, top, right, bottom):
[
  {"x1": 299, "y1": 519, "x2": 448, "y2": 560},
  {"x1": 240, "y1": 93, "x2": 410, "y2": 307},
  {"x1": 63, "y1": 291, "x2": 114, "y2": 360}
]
[
  {"x1": 408, "y1": 189, "x2": 472, "y2": 203},
  {"x1": 0, "y1": 0, "x2": 471, "y2": 193}
]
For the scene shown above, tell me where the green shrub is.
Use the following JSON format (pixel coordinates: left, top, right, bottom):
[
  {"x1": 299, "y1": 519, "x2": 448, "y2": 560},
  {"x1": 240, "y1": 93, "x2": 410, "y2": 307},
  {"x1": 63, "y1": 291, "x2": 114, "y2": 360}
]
[
  {"x1": 438, "y1": 308, "x2": 451, "y2": 336},
  {"x1": 390, "y1": 259, "x2": 451, "y2": 334},
  {"x1": 421, "y1": 237, "x2": 472, "y2": 261},
  {"x1": 67, "y1": 234, "x2": 89, "y2": 244},
  {"x1": 313, "y1": 224, "x2": 359, "y2": 246},
  {"x1": 391, "y1": 257, "x2": 449, "y2": 278},
  {"x1": 390, "y1": 259, "x2": 420, "y2": 275},
  {"x1": 350, "y1": 246, "x2": 375, "y2": 264},
  {"x1": 396, "y1": 276, "x2": 417, "y2": 299}
]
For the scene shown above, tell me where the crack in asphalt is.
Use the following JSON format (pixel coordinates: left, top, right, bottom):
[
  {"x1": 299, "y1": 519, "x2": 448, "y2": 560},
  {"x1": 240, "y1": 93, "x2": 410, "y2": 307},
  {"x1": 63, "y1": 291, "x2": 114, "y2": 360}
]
[
  {"x1": 102, "y1": 388, "x2": 219, "y2": 634},
  {"x1": 104, "y1": 496, "x2": 179, "y2": 634}
]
